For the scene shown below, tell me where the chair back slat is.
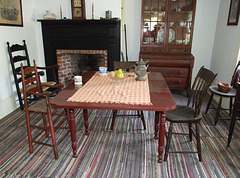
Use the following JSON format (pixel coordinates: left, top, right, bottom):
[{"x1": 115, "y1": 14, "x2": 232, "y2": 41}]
[
  {"x1": 21, "y1": 60, "x2": 42, "y2": 100},
  {"x1": 24, "y1": 67, "x2": 35, "y2": 75},
  {"x1": 12, "y1": 55, "x2": 29, "y2": 63},
  {"x1": 188, "y1": 66, "x2": 217, "y2": 116},
  {"x1": 8, "y1": 43, "x2": 26, "y2": 52},
  {"x1": 25, "y1": 77, "x2": 37, "y2": 85}
]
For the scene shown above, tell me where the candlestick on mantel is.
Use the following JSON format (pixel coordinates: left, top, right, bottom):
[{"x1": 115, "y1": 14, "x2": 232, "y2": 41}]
[
  {"x1": 92, "y1": 2, "x2": 94, "y2": 19},
  {"x1": 60, "y1": 5, "x2": 62, "y2": 19}
]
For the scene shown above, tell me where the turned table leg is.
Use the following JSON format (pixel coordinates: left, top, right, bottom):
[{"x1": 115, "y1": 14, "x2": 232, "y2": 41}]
[
  {"x1": 68, "y1": 109, "x2": 78, "y2": 158},
  {"x1": 154, "y1": 111, "x2": 160, "y2": 139},
  {"x1": 158, "y1": 111, "x2": 166, "y2": 163},
  {"x1": 83, "y1": 109, "x2": 90, "y2": 135}
]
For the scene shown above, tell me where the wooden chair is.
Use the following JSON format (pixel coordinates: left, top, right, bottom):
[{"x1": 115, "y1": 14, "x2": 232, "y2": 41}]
[
  {"x1": 164, "y1": 66, "x2": 217, "y2": 162},
  {"x1": 21, "y1": 60, "x2": 69, "y2": 159},
  {"x1": 110, "y1": 61, "x2": 146, "y2": 130},
  {"x1": 7, "y1": 40, "x2": 59, "y2": 110},
  {"x1": 205, "y1": 61, "x2": 240, "y2": 125},
  {"x1": 227, "y1": 82, "x2": 240, "y2": 147}
]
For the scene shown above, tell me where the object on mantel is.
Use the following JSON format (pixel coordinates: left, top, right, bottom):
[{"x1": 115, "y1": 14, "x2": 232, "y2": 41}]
[
  {"x1": 60, "y1": 6, "x2": 62, "y2": 19},
  {"x1": 43, "y1": 10, "x2": 56, "y2": 20},
  {"x1": 105, "y1": 10, "x2": 112, "y2": 19},
  {"x1": 92, "y1": 2, "x2": 94, "y2": 20},
  {"x1": 100, "y1": 17, "x2": 119, "y2": 20}
]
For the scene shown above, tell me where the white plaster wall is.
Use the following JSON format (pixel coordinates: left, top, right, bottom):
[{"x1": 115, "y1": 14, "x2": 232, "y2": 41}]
[
  {"x1": 0, "y1": 0, "x2": 37, "y2": 118},
  {"x1": 211, "y1": 0, "x2": 240, "y2": 83},
  {"x1": 33, "y1": 0, "x2": 121, "y2": 69},
  {"x1": 123, "y1": 0, "x2": 141, "y2": 61},
  {"x1": 191, "y1": 0, "x2": 220, "y2": 77}
]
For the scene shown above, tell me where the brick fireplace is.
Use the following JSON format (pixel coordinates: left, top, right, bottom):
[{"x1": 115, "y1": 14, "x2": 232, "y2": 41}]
[
  {"x1": 38, "y1": 19, "x2": 120, "y2": 83},
  {"x1": 57, "y1": 49, "x2": 108, "y2": 86}
]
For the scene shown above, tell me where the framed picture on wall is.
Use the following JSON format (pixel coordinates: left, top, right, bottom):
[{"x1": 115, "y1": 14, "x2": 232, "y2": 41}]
[
  {"x1": 71, "y1": 0, "x2": 86, "y2": 19},
  {"x1": 0, "y1": 0, "x2": 23, "y2": 27},
  {"x1": 227, "y1": 0, "x2": 240, "y2": 25}
]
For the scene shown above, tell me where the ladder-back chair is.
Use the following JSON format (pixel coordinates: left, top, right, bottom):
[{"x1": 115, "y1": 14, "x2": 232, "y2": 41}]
[
  {"x1": 7, "y1": 40, "x2": 59, "y2": 110},
  {"x1": 21, "y1": 60, "x2": 69, "y2": 159}
]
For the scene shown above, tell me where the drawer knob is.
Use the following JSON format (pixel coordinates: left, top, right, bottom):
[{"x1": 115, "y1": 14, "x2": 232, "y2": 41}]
[
  {"x1": 177, "y1": 80, "x2": 181, "y2": 84},
  {"x1": 178, "y1": 71, "x2": 183, "y2": 74}
]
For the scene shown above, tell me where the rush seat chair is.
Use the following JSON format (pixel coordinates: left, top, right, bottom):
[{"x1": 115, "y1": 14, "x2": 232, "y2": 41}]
[
  {"x1": 7, "y1": 40, "x2": 59, "y2": 110},
  {"x1": 21, "y1": 60, "x2": 69, "y2": 159}
]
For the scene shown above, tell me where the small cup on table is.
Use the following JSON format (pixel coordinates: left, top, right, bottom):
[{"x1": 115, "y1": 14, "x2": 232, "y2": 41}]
[
  {"x1": 74, "y1": 75, "x2": 82, "y2": 85},
  {"x1": 99, "y1": 67, "x2": 107, "y2": 73}
]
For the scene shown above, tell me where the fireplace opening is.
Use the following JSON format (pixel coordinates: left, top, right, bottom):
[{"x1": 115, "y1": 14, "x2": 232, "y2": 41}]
[
  {"x1": 57, "y1": 49, "x2": 108, "y2": 86},
  {"x1": 71, "y1": 54, "x2": 105, "y2": 75}
]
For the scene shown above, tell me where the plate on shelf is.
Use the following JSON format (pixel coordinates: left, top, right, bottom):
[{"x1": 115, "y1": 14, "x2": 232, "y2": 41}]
[
  {"x1": 169, "y1": 29, "x2": 175, "y2": 43},
  {"x1": 97, "y1": 71, "x2": 109, "y2": 76},
  {"x1": 170, "y1": 22, "x2": 174, "y2": 26},
  {"x1": 157, "y1": 29, "x2": 175, "y2": 43},
  {"x1": 157, "y1": 29, "x2": 164, "y2": 42}
]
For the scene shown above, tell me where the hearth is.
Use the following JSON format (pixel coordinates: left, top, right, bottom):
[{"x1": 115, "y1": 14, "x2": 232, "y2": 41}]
[{"x1": 38, "y1": 19, "x2": 120, "y2": 84}]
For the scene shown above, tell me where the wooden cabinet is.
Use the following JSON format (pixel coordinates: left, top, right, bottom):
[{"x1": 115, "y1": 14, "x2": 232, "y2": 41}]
[{"x1": 139, "y1": 0, "x2": 196, "y2": 94}]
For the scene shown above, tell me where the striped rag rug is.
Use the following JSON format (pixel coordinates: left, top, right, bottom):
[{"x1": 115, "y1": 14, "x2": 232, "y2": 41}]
[{"x1": 0, "y1": 97, "x2": 240, "y2": 177}]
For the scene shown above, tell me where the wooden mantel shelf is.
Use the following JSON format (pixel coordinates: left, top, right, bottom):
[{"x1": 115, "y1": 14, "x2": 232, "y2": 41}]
[{"x1": 37, "y1": 19, "x2": 120, "y2": 24}]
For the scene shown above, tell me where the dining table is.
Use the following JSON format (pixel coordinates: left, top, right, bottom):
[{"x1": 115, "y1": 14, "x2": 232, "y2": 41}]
[{"x1": 50, "y1": 71, "x2": 176, "y2": 163}]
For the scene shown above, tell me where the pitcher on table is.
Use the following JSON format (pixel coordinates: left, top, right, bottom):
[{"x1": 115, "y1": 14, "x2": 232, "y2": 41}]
[{"x1": 134, "y1": 58, "x2": 149, "y2": 81}]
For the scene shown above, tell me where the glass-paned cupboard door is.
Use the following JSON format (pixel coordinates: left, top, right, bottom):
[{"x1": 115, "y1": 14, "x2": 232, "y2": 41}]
[
  {"x1": 143, "y1": 0, "x2": 166, "y2": 45},
  {"x1": 169, "y1": 0, "x2": 194, "y2": 45}
]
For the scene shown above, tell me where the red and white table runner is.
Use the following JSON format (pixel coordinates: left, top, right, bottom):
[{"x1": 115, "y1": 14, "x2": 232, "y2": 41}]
[{"x1": 67, "y1": 72, "x2": 152, "y2": 105}]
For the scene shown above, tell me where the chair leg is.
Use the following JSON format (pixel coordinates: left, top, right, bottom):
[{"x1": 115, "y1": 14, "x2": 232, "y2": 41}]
[
  {"x1": 25, "y1": 110, "x2": 33, "y2": 153},
  {"x1": 189, "y1": 123, "x2": 192, "y2": 141},
  {"x1": 137, "y1": 110, "x2": 141, "y2": 118},
  {"x1": 205, "y1": 92, "x2": 214, "y2": 113},
  {"x1": 42, "y1": 113, "x2": 49, "y2": 138},
  {"x1": 214, "y1": 96, "x2": 222, "y2": 125},
  {"x1": 17, "y1": 91, "x2": 24, "y2": 110},
  {"x1": 164, "y1": 123, "x2": 173, "y2": 161},
  {"x1": 229, "y1": 97, "x2": 233, "y2": 116},
  {"x1": 227, "y1": 113, "x2": 237, "y2": 147},
  {"x1": 140, "y1": 111, "x2": 146, "y2": 130},
  {"x1": 195, "y1": 123, "x2": 202, "y2": 162},
  {"x1": 111, "y1": 110, "x2": 117, "y2": 130},
  {"x1": 20, "y1": 99, "x2": 24, "y2": 110},
  {"x1": 46, "y1": 112, "x2": 58, "y2": 159}
]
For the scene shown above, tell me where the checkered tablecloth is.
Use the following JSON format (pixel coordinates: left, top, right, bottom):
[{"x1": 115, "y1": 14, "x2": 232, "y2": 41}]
[{"x1": 67, "y1": 72, "x2": 152, "y2": 105}]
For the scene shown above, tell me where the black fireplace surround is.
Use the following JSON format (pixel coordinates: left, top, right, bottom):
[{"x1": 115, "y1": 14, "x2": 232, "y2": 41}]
[{"x1": 38, "y1": 19, "x2": 120, "y2": 81}]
